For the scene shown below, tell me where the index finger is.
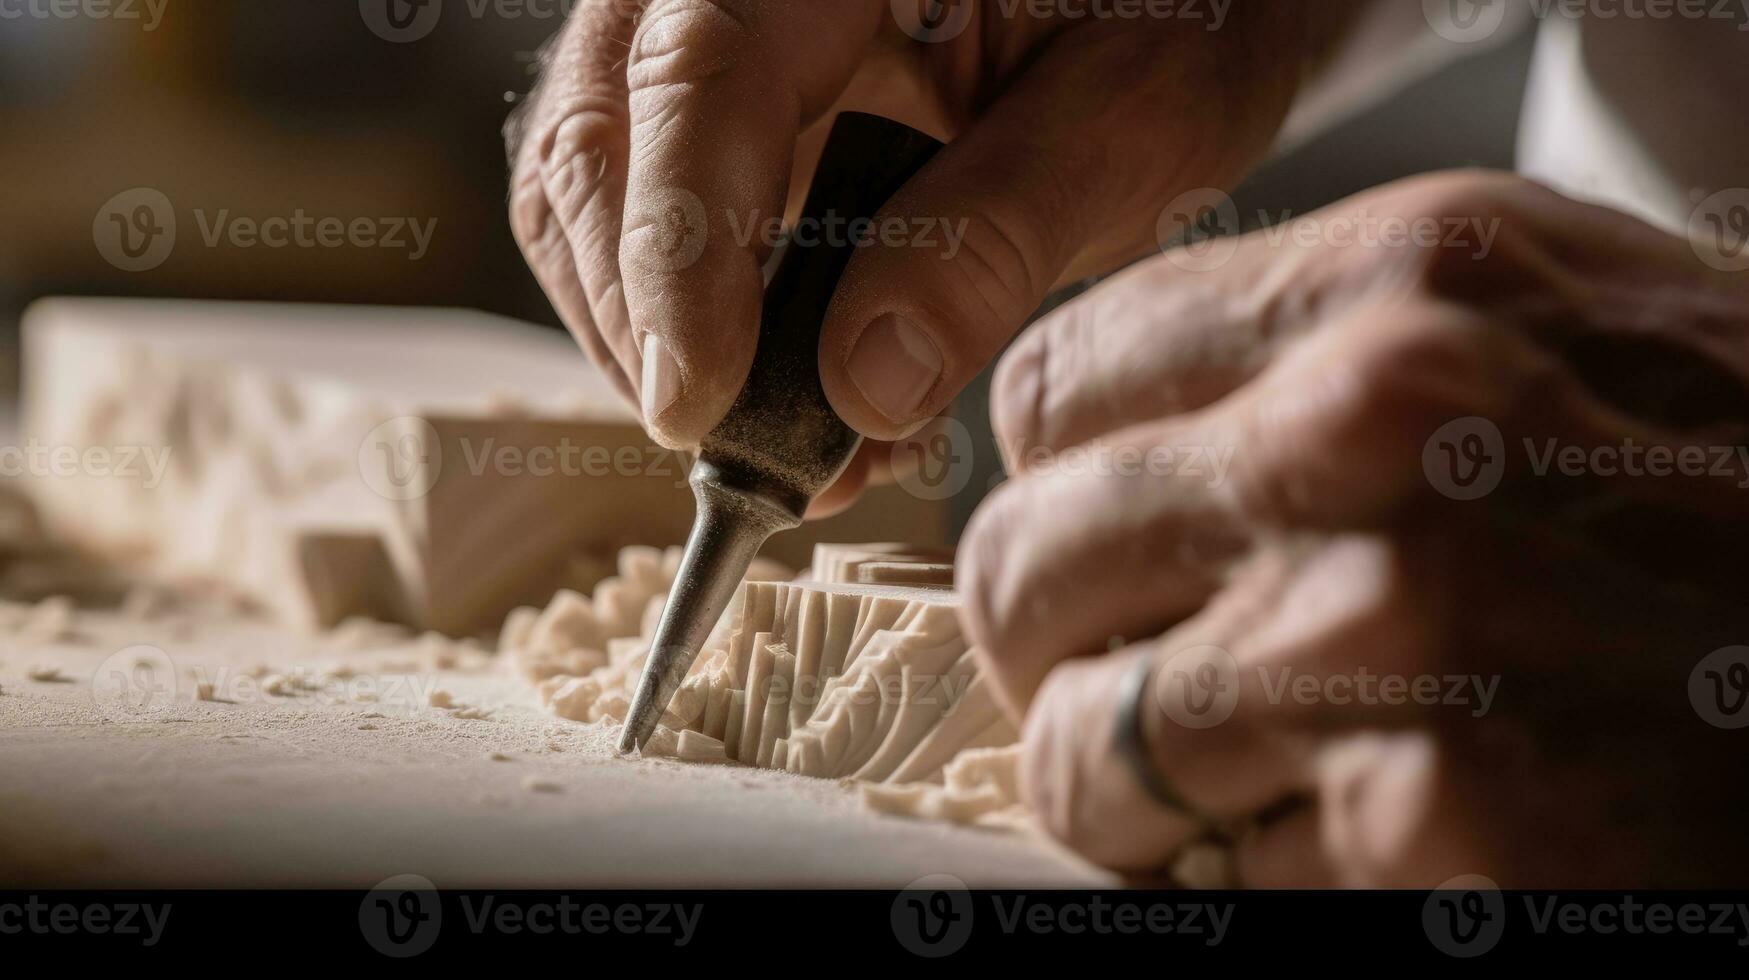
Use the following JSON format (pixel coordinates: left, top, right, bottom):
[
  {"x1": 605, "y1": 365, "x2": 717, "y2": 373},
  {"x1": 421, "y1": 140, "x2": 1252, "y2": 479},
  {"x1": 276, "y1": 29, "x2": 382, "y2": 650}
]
[{"x1": 620, "y1": 0, "x2": 887, "y2": 447}]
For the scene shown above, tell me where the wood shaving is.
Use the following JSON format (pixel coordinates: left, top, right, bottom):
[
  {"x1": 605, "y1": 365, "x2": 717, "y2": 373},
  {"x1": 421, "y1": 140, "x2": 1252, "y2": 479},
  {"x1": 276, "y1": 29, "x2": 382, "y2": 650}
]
[
  {"x1": 120, "y1": 584, "x2": 179, "y2": 621},
  {"x1": 327, "y1": 616, "x2": 412, "y2": 651},
  {"x1": 18, "y1": 596, "x2": 78, "y2": 643},
  {"x1": 260, "y1": 674, "x2": 302, "y2": 697}
]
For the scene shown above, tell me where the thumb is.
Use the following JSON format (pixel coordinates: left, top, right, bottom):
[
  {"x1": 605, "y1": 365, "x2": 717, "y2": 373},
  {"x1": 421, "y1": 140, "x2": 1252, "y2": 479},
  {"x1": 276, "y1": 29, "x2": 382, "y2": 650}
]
[{"x1": 818, "y1": 15, "x2": 1300, "y2": 439}]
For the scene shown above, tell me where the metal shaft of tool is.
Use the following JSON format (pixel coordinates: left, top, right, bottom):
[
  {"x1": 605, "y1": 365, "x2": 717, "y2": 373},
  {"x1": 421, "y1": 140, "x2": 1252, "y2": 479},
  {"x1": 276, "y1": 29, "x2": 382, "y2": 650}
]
[
  {"x1": 618, "y1": 466, "x2": 801, "y2": 753},
  {"x1": 616, "y1": 113, "x2": 945, "y2": 754}
]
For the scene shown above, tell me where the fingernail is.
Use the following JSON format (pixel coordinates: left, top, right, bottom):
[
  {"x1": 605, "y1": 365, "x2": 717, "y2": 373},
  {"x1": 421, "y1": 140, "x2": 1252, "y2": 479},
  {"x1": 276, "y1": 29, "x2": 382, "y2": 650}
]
[
  {"x1": 641, "y1": 333, "x2": 681, "y2": 421},
  {"x1": 847, "y1": 313, "x2": 943, "y2": 424}
]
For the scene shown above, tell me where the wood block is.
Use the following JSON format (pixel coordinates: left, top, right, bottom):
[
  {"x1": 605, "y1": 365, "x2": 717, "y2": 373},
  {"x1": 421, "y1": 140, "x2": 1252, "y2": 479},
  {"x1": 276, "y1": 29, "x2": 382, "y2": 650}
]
[
  {"x1": 810, "y1": 543, "x2": 955, "y2": 585},
  {"x1": 20, "y1": 298, "x2": 951, "y2": 634},
  {"x1": 678, "y1": 578, "x2": 1016, "y2": 783}
]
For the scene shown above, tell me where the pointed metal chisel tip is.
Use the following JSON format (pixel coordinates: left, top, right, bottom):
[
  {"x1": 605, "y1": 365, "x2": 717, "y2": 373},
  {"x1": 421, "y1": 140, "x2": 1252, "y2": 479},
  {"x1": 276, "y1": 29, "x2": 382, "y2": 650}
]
[{"x1": 616, "y1": 485, "x2": 787, "y2": 756}]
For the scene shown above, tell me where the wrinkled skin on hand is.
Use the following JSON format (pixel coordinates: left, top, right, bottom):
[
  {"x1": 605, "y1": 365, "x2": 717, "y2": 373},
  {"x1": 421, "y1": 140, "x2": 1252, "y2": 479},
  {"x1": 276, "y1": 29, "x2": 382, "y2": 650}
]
[
  {"x1": 959, "y1": 171, "x2": 1749, "y2": 887},
  {"x1": 506, "y1": 0, "x2": 1317, "y2": 514}
]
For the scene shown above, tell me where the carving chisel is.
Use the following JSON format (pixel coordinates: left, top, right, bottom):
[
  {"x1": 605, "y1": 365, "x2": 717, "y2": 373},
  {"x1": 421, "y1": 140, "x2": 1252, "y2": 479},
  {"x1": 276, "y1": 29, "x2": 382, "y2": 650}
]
[{"x1": 618, "y1": 113, "x2": 944, "y2": 753}]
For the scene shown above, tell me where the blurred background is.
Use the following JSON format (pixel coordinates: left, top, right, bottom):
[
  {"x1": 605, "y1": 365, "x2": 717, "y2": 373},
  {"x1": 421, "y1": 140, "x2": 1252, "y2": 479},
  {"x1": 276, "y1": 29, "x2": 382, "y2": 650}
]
[{"x1": 0, "y1": 1, "x2": 1536, "y2": 531}]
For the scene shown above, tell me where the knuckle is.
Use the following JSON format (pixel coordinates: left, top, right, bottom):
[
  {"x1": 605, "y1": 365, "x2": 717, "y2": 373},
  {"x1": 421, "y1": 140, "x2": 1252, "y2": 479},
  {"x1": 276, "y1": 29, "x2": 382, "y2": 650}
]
[
  {"x1": 1378, "y1": 170, "x2": 1546, "y2": 298},
  {"x1": 990, "y1": 299, "x2": 1106, "y2": 469},
  {"x1": 990, "y1": 333, "x2": 1046, "y2": 470},
  {"x1": 1391, "y1": 169, "x2": 1524, "y2": 224},
  {"x1": 539, "y1": 100, "x2": 628, "y2": 174},
  {"x1": 947, "y1": 204, "x2": 1052, "y2": 328},
  {"x1": 538, "y1": 101, "x2": 629, "y2": 225},
  {"x1": 1338, "y1": 309, "x2": 1503, "y2": 428},
  {"x1": 1344, "y1": 327, "x2": 1453, "y2": 420},
  {"x1": 626, "y1": 0, "x2": 753, "y2": 92},
  {"x1": 507, "y1": 159, "x2": 549, "y2": 246},
  {"x1": 956, "y1": 485, "x2": 1024, "y2": 654},
  {"x1": 1318, "y1": 535, "x2": 1442, "y2": 676},
  {"x1": 1222, "y1": 320, "x2": 1466, "y2": 525}
]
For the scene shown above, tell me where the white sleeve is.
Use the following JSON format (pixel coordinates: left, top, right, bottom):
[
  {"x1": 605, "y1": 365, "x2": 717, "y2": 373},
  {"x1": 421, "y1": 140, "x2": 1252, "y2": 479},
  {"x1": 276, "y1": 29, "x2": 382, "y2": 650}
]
[{"x1": 1277, "y1": 0, "x2": 1536, "y2": 152}]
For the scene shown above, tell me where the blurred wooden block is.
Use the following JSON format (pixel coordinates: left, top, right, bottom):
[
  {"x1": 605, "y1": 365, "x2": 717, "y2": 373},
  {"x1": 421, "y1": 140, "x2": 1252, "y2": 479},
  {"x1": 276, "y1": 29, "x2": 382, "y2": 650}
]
[{"x1": 21, "y1": 298, "x2": 949, "y2": 634}]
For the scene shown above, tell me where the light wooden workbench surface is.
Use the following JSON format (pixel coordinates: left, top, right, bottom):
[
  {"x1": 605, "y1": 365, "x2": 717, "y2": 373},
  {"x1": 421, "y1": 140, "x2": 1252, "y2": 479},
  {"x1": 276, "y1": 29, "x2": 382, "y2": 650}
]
[{"x1": 0, "y1": 602, "x2": 1109, "y2": 889}]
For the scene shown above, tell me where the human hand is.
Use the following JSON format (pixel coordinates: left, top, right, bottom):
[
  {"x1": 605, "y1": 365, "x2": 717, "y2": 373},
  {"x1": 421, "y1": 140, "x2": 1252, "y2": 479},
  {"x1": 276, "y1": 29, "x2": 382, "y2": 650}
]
[
  {"x1": 507, "y1": 0, "x2": 1321, "y2": 508},
  {"x1": 959, "y1": 171, "x2": 1749, "y2": 886}
]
